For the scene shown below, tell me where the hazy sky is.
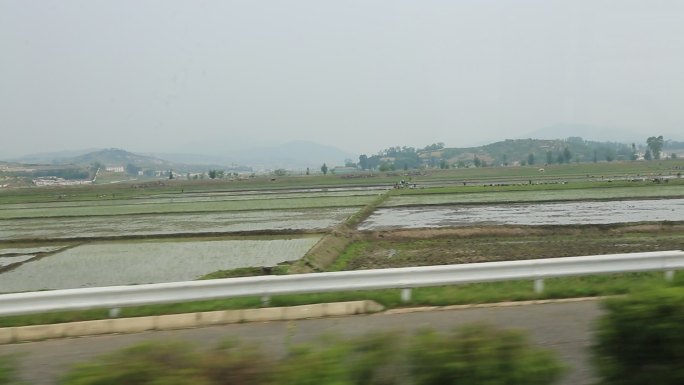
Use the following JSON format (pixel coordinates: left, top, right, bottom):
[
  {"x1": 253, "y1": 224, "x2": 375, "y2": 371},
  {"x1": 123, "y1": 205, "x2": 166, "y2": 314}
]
[{"x1": 2, "y1": 0, "x2": 683, "y2": 158}]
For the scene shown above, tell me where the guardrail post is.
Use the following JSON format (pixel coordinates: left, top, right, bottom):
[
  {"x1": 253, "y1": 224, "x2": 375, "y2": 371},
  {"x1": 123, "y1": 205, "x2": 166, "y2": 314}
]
[
  {"x1": 109, "y1": 308, "x2": 121, "y2": 318},
  {"x1": 261, "y1": 296, "x2": 271, "y2": 307},
  {"x1": 665, "y1": 270, "x2": 675, "y2": 281},
  {"x1": 534, "y1": 279, "x2": 544, "y2": 294},
  {"x1": 401, "y1": 288, "x2": 412, "y2": 303}
]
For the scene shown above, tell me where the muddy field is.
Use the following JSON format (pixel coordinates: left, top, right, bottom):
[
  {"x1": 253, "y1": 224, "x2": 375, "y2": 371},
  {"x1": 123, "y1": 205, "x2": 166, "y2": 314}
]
[
  {"x1": 360, "y1": 198, "x2": 684, "y2": 230},
  {"x1": 335, "y1": 224, "x2": 684, "y2": 270}
]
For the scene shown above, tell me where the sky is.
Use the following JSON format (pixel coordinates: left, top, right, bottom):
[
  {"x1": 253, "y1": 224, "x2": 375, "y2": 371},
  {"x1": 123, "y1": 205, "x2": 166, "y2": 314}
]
[{"x1": 2, "y1": 0, "x2": 684, "y2": 159}]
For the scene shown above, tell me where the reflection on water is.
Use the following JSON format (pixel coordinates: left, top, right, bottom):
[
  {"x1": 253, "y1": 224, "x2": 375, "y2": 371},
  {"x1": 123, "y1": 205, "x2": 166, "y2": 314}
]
[{"x1": 360, "y1": 198, "x2": 684, "y2": 230}]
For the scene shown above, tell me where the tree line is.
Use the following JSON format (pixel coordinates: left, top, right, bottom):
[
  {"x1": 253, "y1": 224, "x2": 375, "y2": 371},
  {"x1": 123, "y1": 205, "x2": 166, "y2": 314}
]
[{"x1": 351, "y1": 137, "x2": 677, "y2": 172}]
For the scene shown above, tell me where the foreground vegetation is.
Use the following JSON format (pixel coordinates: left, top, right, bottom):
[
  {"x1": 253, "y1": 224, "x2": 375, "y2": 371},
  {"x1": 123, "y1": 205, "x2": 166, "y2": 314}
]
[
  {"x1": 593, "y1": 286, "x2": 684, "y2": 385},
  {"x1": 56, "y1": 324, "x2": 563, "y2": 385}
]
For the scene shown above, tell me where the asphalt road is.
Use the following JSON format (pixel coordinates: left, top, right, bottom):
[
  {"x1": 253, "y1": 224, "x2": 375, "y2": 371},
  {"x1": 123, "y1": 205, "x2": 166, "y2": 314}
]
[{"x1": 0, "y1": 300, "x2": 603, "y2": 385}]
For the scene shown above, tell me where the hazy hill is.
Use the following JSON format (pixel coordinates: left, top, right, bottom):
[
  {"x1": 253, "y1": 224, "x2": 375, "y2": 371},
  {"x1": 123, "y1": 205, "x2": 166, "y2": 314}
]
[
  {"x1": 66, "y1": 148, "x2": 173, "y2": 169},
  {"x1": 441, "y1": 138, "x2": 634, "y2": 166},
  {"x1": 360, "y1": 138, "x2": 638, "y2": 170}
]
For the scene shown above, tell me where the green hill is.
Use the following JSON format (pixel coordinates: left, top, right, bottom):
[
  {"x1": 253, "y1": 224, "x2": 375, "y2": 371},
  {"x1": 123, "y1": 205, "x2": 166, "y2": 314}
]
[{"x1": 359, "y1": 138, "x2": 637, "y2": 170}]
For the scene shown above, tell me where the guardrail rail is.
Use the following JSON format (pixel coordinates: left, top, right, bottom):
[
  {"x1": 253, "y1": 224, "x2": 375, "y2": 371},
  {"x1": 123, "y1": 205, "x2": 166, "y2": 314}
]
[{"x1": 1, "y1": 250, "x2": 683, "y2": 317}]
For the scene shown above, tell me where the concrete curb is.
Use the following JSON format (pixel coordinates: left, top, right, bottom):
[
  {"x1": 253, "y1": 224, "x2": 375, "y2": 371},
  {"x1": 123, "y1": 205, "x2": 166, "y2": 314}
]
[
  {"x1": 384, "y1": 296, "x2": 609, "y2": 315},
  {"x1": 0, "y1": 300, "x2": 385, "y2": 345}
]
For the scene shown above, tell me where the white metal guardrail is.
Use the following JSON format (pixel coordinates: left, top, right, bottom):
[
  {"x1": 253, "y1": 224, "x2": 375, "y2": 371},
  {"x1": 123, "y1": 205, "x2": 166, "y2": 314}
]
[{"x1": 1, "y1": 250, "x2": 683, "y2": 317}]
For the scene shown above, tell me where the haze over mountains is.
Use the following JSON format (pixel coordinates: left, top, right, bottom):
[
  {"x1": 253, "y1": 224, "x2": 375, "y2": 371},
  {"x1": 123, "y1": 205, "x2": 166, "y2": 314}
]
[{"x1": 4, "y1": 124, "x2": 681, "y2": 171}]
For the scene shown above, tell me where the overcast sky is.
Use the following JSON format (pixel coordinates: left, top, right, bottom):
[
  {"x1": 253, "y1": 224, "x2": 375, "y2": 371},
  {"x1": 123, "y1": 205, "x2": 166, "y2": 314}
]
[{"x1": 2, "y1": 0, "x2": 683, "y2": 158}]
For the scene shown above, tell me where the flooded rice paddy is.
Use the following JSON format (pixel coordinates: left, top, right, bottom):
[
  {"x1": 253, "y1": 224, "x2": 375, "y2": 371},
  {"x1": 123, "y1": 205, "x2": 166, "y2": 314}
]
[
  {"x1": 0, "y1": 237, "x2": 320, "y2": 292},
  {"x1": 360, "y1": 198, "x2": 684, "y2": 230},
  {"x1": 384, "y1": 185, "x2": 684, "y2": 206},
  {"x1": 0, "y1": 207, "x2": 357, "y2": 241}
]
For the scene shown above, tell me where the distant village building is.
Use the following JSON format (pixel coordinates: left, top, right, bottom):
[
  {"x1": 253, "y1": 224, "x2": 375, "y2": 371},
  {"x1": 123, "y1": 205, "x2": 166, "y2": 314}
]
[
  {"x1": 105, "y1": 166, "x2": 125, "y2": 173},
  {"x1": 33, "y1": 177, "x2": 92, "y2": 186}
]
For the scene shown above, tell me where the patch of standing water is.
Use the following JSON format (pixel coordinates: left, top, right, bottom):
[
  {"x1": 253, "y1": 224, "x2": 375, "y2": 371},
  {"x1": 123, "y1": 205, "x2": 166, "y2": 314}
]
[
  {"x1": 0, "y1": 237, "x2": 321, "y2": 293},
  {"x1": 359, "y1": 198, "x2": 684, "y2": 230}
]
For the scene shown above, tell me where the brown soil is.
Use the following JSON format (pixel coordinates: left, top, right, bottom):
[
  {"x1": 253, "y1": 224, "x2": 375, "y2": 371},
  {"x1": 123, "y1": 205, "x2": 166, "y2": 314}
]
[{"x1": 339, "y1": 223, "x2": 684, "y2": 270}]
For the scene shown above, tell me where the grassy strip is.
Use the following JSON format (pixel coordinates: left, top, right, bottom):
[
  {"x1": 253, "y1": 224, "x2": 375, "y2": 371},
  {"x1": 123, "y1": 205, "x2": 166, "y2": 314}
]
[
  {"x1": 396, "y1": 178, "x2": 684, "y2": 196},
  {"x1": 286, "y1": 191, "x2": 392, "y2": 274},
  {"x1": 384, "y1": 184, "x2": 684, "y2": 207},
  {"x1": 344, "y1": 191, "x2": 392, "y2": 227},
  {"x1": 0, "y1": 272, "x2": 680, "y2": 328}
]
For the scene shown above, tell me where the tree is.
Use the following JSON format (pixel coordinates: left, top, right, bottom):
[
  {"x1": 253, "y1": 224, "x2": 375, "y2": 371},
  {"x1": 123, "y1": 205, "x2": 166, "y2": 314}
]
[
  {"x1": 644, "y1": 149, "x2": 653, "y2": 161},
  {"x1": 473, "y1": 155, "x2": 482, "y2": 168},
  {"x1": 546, "y1": 151, "x2": 554, "y2": 164},
  {"x1": 125, "y1": 163, "x2": 141, "y2": 176},
  {"x1": 358, "y1": 155, "x2": 369, "y2": 170},
  {"x1": 208, "y1": 170, "x2": 217, "y2": 179},
  {"x1": 528, "y1": 153, "x2": 535, "y2": 165},
  {"x1": 306, "y1": 168, "x2": 310, "y2": 175},
  {"x1": 647, "y1": 136, "x2": 664, "y2": 160},
  {"x1": 320, "y1": 163, "x2": 328, "y2": 175},
  {"x1": 631, "y1": 143, "x2": 638, "y2": 160},
  {"x1": 563, "y1": 147, "x2": 572, "y2": 163},
  {"x1": 556, "y1": 153, "x2": 564, "y2": 164},
  {"x1": 379, "y1": 162, "x2": 392, "y2": 172},
  {"x1": 672, "y1": 153, "x2": 678, "y2": 159},
  {"x1": 168, "y1": 170, "x2": 174, "y2": 180}
]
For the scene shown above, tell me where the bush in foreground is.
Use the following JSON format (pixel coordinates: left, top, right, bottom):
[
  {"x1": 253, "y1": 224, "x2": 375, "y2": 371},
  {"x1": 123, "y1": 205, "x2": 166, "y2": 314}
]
[
  {"x1": 410, "y1": 325, "x2": 565, "y2": 385},
  {"x1": 59, "y1": 325, "x2": 564, "y2": 385},
  {"x1": 593, "y1": 286, "x2": 684, "y2": 385},
  {"x1": 0, "y1": 355, "x2": 22, "y2": 385}
]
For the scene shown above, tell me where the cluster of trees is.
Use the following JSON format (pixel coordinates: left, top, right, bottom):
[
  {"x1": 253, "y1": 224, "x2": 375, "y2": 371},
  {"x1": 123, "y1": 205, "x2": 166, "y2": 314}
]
[
  {"x1": 350, "y1": 136, "x2": 678, "y2": 173},
  {"x1": 645, "y1": 135, "x2": 664, "y2": 160}
]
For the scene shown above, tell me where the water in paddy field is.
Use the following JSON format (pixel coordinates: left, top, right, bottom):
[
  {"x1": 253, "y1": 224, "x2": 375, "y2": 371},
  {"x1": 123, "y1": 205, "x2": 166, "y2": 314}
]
[
  {"x1": 0, "y1": 208, "x2": 358, "y2": 241},
  {"x1": 359, "y1": 198, "x2": 684, "y2": 230},
  {"x1": 0, "y1": 237, "x2": 321, "y2": 292}
]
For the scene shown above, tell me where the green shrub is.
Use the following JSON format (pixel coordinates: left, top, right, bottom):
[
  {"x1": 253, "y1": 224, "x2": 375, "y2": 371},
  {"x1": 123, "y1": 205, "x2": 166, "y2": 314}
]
[
  {"x1": 59, "y1": 325, "x2": 564, "y2": 385},
  {"x1": 409, "y1": 325, "x2": 565, "y2": 385},
  {"x1": 0, "y1": 355, "x2": 22, "y2": 385},
  {"x1": 59, "y1": 341, "x2": 273, "y2": 385},
  {"x1": 593, "y1": 287, "x2": 684, "y2": 385},
  {"x1": 277, "y1": 333, "x2": 401, "y2": 385}
]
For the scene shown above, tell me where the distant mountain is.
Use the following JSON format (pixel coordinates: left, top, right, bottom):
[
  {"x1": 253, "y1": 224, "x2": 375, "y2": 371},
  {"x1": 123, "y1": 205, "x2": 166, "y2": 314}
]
[
  {"x1": 8, "y1": 148, "x2": 101, "y2": 164},
  {"x1": 65, "y1": 148, "x2": 173, "y2": 169}
]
